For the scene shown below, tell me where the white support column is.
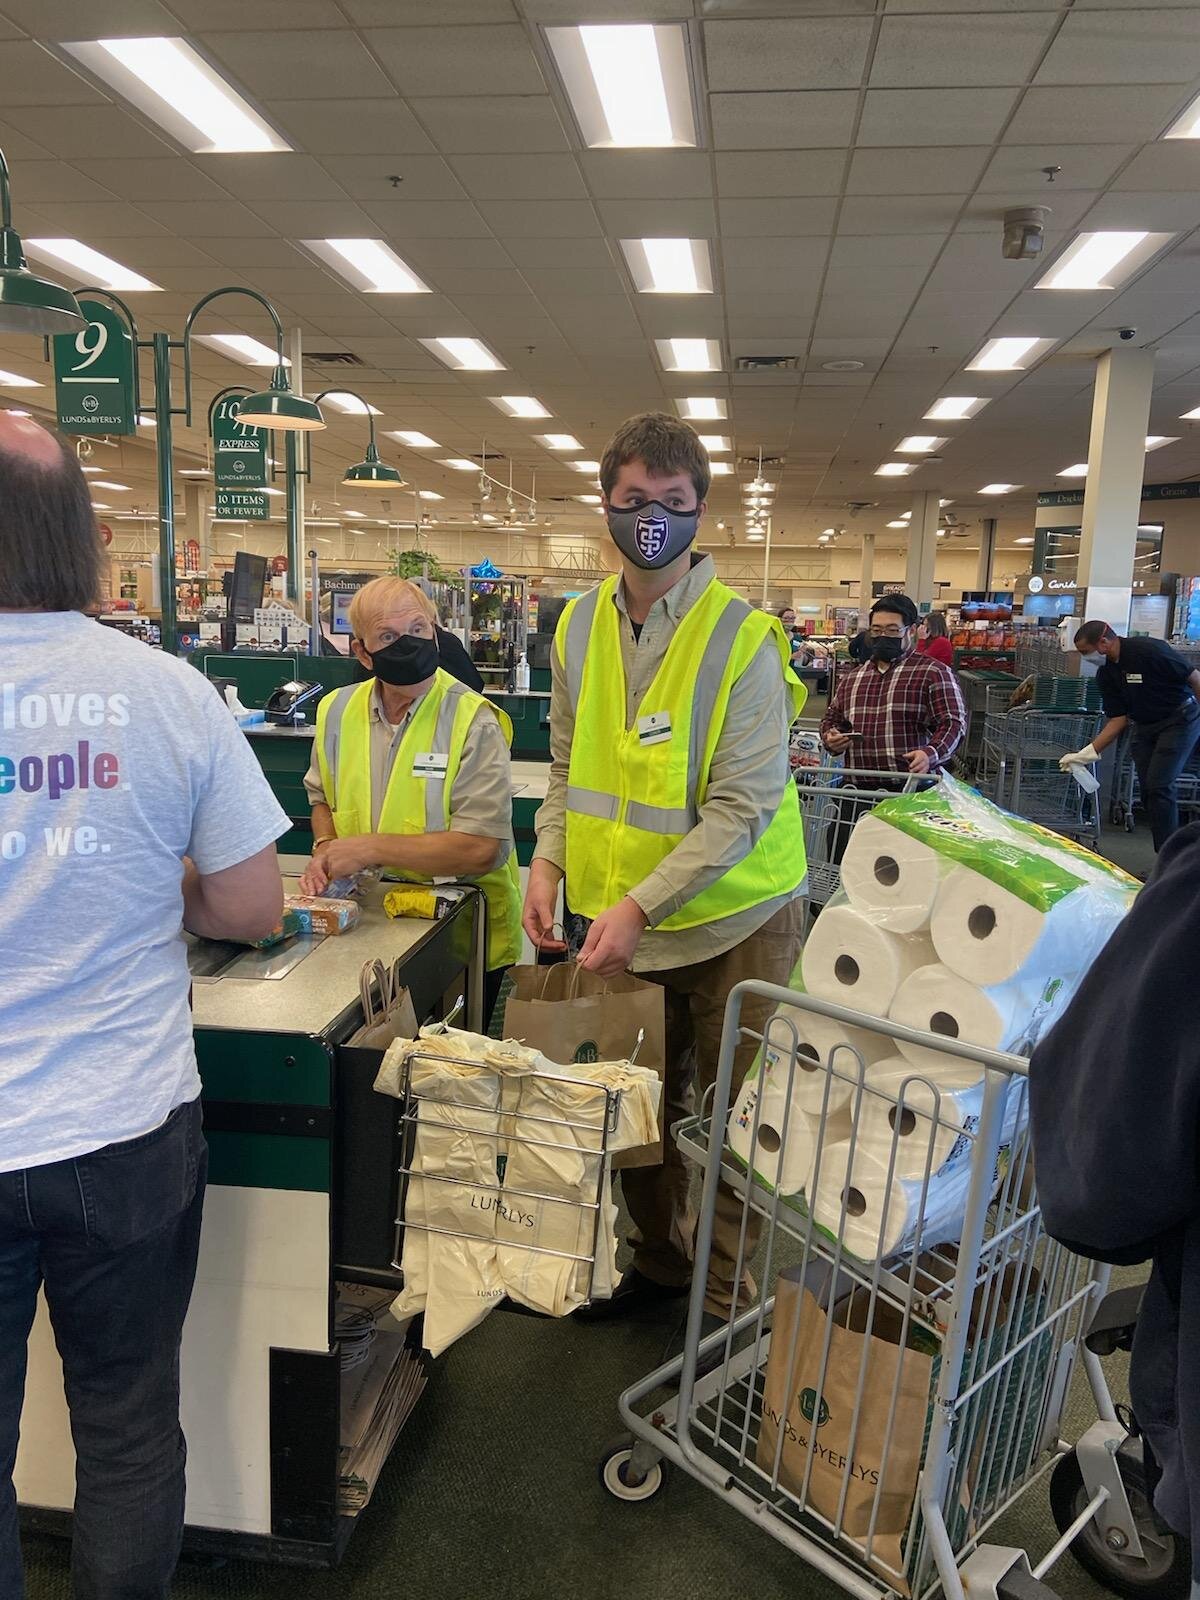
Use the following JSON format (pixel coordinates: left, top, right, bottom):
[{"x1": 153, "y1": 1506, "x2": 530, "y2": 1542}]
[
  {"x1": 905, "y1": 491, "x2": 939, "y2": 607},
  {"x1": 859, "y1": 532, "x2": 875, "y2": 617},
  {"x1": 976, "y1": 517, "x2": 997, "y2": 591},
  {"x1": 1078, "y1": 347, "x2": 1154, "y2": 630}
]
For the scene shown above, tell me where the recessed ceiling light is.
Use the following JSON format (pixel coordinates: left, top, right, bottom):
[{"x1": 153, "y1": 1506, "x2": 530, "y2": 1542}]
[
  {"x1": 746, "y1": 532, "x2": 765, "y2": 542},
  {"x1": 886, "y1": 519, "x2": 909, "y2": 529},
  {"x1": 305, "y1": 238, "x2": 428, "y2": 294},
  {"x1": 875, "y1": 462, "x2": 916, "y2": 476},
  {"x1": 490, "y1": 395, "x2": 550, "y2": 418},
  {"x1": 90, "y1": 480, "x2": 130, "y2": 491},
  {"x1": 677, "y1": 397, "x2": 726, "y2": 420},
  {"x1": 656, "y1": 337, "x2": 721, "y2": 373},
  {"x1": 262, "y1": 487, "x2": 285, "y2": 497},
  {"x1": 821, "y1": 359, "x2": 865, "y2": 373},
  {"x1": 1038, "y1": 231, "x2": 1169, "y2": 292},
  {"x1": 322, "y1": 393, "x2": 380, "y2": 416},
  {"x1": 1058, "y1": 463, "x2": 1089, "y2": 478},
  {"x1": 25, "y1": 239, "x2": 160, "y2": 293},
  {"x1": 709, "y1": 461, "x2": 733, "y2": 476},
  {"x1": 1145, "y1": 435, "x2": 1178, "y2": 450},
  {"x1": 1165, "y1": 89, "x2": 1200, "y2": 139},
  {"x1": 576, "y1": 494, "x2": 602, "y2": 504},
  {"x1": 939, "y1": 498, "x2": 953, "y2": 507},
  {"x1": 418, "y1": 489, "x2": 443, "y2": 501},
  {"x1": 696, "y1": 434, "x2": 730, "y2": 452},
  {"x1": 621, "y1": 238, "x2": 713, "y2": 294},
  {"x1": 90, "y1": 501, "x2": 112, "y2": 510},
  {"x1": 1015, "y1": 536, "x2": 1035, "y2": 545},
  {"x1": 440, "y1": 458, "x2": 478, "y2": 472},
  {"x1": 0, "y1": 368, "x2": 40, "y2": 388},
  {"x1": 81, "y1": 465, "x2": 103, "y2": 474},
  {"x1": 896, "y1": 435, "x2": 948, "y2": 454},
  {"x1": 570, "y1": 459, "x2": 601, "y2": 474},
  {"x1": 480, "y1": 512, "x2": 498, "y2": 523},
  {"x1": 421, "y1": 337, "x2": 504, "y2": 371},
  {"x1": 342, "y1": 509, "x2": 366, "y2": 518},
  {"x1": 390, "y1": 430, "x2": 440, "y2": 449},
  {"x1": 179, "y1": 467, "x2": 210, "y2": 477},
  {"x1": 138, "y1": 416, "x2": 155, "y2": 427},
  {"x1": 979, "y1": 483, "x2": 1021, "y2": 494},
  {"x1": 547, "y1": 23, "x2": 696, "y2": 149},
  {"x1": 924, "y1": 396, "x2": 988, "y2": 422},
  {"x1": 966, "y1": 336, "x2": 1052, "y2": 372},
  {"x1": 64, "y1": 37, "x2": 290, "y2": 154},
  {"x1": 200, "y1": 334, "x2": 289, "y2": 368},
  {"x1": 537, "y1": 433, "x2": 582, "y2": 451}
]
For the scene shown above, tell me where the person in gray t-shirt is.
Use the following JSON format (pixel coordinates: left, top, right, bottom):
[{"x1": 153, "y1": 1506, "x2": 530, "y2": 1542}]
[{"x1": 0, "y1": 412, "x2": 289, "y2": 1599}]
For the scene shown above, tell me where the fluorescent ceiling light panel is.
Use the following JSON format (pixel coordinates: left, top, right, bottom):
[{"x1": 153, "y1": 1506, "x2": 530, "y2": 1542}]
[
  {"x1": 1145, "y1": 435, "x2": 1177, "y2": 450},
  {"x1": 64, "y1": 37, "x2": 290, "y2": 154},
  {"x1": 924, "y1": 395, "x2": 988, "y2": 422},
  {"x1": 24, "y1": 239, "x2": 160, "y2": 292},
  {"x1": 746, "y1": 532, "x2": 765, "y2": 542},
  {"x1": 306, "y1": 238, "x2": 428, "y2": 294},
  {"x1": 678, "y1": 397, "x2": 726, "y2": 420},
  {"x1": 1164, "y1": 90, "x2": 1200, "y2": 139},
  {"x1": 1039, "y1": 231, "x2": 1169, "y2": 291},
  {"x1": 709, "y1": 462, "x2": 733, "y2": 475},
  {"x1": 1180, "y1": 405, "x2": 1200, "y2": 420},
  {"x1": 342, "y1": 510, "x2": 366, "y2": 518},
  {"x1": 179, "y1": 467, "x2": 210, "y2": 476},
  {"x1": 418, "y1": 490, "x2": 443, "y2": 501},
  {"x1": 537, "y1": 433, "x2": 582, "y2": 451},
  {"x1": 966, "y1": 337, "x2": 1052, "y2": 371},
  {"x1": 547, "y1": 23, "x2": 696, "y2": 150},
  {"x1": 1058, "y1": 463, "x2": 1089, "y2": 478},
  {"x1": 262, "y1": 487, "x2": 285, "y2": 497},
  {"x1": 390, "y1": 431, "x2": 440, "y2": 449},
  {"x1": 621, "y1": 238, "x2": 713, "y2": 294},
  {"x1": 322, "y1": 394, "x2": 380, "y2": 416},
  {"x1": 421, "y1": 337, "x2": 504, "y2": 371},
  {"x1": 887, "y1": 519, "x2": 909, "y2": 529},
  {"x1": 875, "y1": 462, "x2": 916, "y2": 476},
  {"x1": 576, "y1": 494, "x2": 602, "y2": 504},
  {"x1": 896, "y1": 435, "x2": 947, "y2": 454},
  {"x1": 489, "y1": 395, "x2": 550, "y2": 418},
  {"x1": 570, "y1": 459, "x2": 601, "y2": 474},
  {"x1": 1015, "y1": 536, "x2": 1035, "y2": 545},
  {"x1": 440, "y1": 458, "x2": 478, "y2": 472},
  {"x1": 201, "y1": 334, "x2": 288, "y2": 368},
  {"x1": 0, "y1": 369, "x2": 40, "y2": 388},
  {"x1": 657, "y1": 338, "x2": 721, "y2": 372},
  {"x1": 90, "y1": 480, "x2": 130, "y2": 491},
  {"x1": 697, "y1": 435, "x2": 730, "y2": 452},
  {"x1": 979, "y1": 483, "x2": 1021, "y2": 494},
  {"x1": 90, "y1": 502, "x2": 112, "y2": 510}
]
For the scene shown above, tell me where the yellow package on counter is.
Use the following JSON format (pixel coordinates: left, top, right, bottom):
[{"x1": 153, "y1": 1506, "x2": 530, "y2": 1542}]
[
  {"x1": 284, "y1": 894, "x2": 361, "y2": 935},
  {"x1": 383, "y1": 886, "x2": 463, "y2": 922}
]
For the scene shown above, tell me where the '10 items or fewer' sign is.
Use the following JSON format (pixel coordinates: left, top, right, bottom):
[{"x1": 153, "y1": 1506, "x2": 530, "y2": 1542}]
[{"x1": 214, "y1": 488, "x2": 269, "y2": 521}]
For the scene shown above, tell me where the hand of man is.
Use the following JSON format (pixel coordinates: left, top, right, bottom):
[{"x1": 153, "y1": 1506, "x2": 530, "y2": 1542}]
[
  {"x1": 522, "y1": 858, "x2": 566, "y2": 952},
  {"x1": 311, "y1": 834, "x2": 377, "y2": 884},
  {"x1": 298, "y1": 853, "x2": 329, "y2": 896},
  {"x1": 904, "y1": 748, "x2": 932, "y2": 775},
  {"x1": 1059, "y1": 743, "x2": 1099, "y2": 771},
  {"x1": 824, "y1": 728, "x2": 853, "y2": 754},
  {"x1": 577, "y1": 896, "x2": 648, "y2": 978}
]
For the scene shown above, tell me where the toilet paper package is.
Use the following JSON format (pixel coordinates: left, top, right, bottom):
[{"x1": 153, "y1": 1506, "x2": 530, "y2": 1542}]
[
  {"x1": 801, "y1": 904, "x2": 936, "y2": 1017},
  {"x1": 887, "y1": 963, "x2": 1078, "y2": 1070},
  {"x1": 808, "y1": 1139, "x2": 978, "y2": 1263},
  {"x1": 841, "y1": 814, "x2": 954, "y2": 933},
  {"x1": 728, "y1": 1068, "x2": 854, "y2": 1196},
  {"x1": 851, "y1": 1058, "x2": 986, "y2": 1180}
]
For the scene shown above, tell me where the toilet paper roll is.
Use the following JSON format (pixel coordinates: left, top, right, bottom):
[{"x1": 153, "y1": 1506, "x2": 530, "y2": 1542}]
[
  {"x1": 755, "y1": 1005, "x2": 893, "y2": 1116},
  {"x1": 888, "y1": 963, "x2": 1031, "y2": 1070},
  {"x1": 801, "y1": 904, "x2": 936, "y2": 1018},
  {"x1": 930, "y1": 866, "x2": 1079, "y2": 988},
  {"x1": 841, "y1": 814, "x2": 953, "y2": 933},
  {"x1": 727, "y1": 1069, "x2": 853, "y2": 1196},
  {"x1": 808, "y1": 1139, "x2": 973, "y2": 1262},
  {"x1": 852, "y1": 1057, "x2": 985, "y2": 1180}
]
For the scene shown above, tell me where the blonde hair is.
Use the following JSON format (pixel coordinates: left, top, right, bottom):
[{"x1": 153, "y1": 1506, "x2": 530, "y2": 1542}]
[{"x1": 348, "y1": 576, "x2": 437, "y2": 641}]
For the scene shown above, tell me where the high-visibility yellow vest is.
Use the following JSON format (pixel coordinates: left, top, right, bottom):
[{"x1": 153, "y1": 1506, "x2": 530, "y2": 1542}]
[
  {"x1": 315, "y1": 669, "x2": 522, "y2": 970},
  {"x1": 556, "y1": 575, "x2": 807, "y2": 929}
]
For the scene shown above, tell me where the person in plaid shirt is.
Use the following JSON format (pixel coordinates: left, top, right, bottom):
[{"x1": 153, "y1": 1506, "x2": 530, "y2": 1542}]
[{"x1": 820, "y1": 593, "x2": 966, "y2": 775}]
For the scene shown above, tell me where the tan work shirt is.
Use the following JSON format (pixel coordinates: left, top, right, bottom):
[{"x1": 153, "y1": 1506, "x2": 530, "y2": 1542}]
[{"x1": 533, "y1": 554, "x2": 802, "y2": 973}]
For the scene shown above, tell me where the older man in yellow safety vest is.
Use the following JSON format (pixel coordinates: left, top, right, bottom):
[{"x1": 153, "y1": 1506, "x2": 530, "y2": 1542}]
[
  {"x1": 524, "y1": 412, "x2": 808, "y2": 1323},
  {"x1": 303, "y1": 576, "x2": 522, "y2": 1025}
]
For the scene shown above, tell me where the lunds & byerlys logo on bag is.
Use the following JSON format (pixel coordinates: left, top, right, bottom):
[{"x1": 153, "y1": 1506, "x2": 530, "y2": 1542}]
[
  {"x1": 634, "y1": 512, "x2": 669, "y2": 560},
  {"x1": 799, "y1": 1387, "x2": 830, "y2": 1428},
  {"x1": 573, "y1": 1040, "x2": 599, "y2": 1063}
]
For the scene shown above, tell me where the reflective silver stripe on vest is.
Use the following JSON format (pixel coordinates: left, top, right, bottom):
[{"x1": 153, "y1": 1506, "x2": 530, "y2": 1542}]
[
  {"x1": 687, "y1": 595, "x2": 753, "y2": 804},
  {"x1": 320, "y1": 684, "x2": 361, "y2": 803},
  {"x1": 625, "y1": 800, "x2": 693, "y2": 834},
  {"x1": 566, "y1": 784, "x2": 619, "y2": 822},
  {"x1": 563, "y1": 585, "x2": 602, "y2": 715},
  {"x1": 424, "y1": 681, "x2": 468, "y2": 833}
]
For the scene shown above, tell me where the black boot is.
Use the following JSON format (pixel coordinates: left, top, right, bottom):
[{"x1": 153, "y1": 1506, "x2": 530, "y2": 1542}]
[{"x1": 574, "y1": 1268, "x2": 690, "y2": 1322}]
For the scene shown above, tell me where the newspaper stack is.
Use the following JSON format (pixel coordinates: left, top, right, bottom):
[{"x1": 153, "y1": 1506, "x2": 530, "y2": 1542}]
[{"x1": 335, "y1": 1283, "x2": 425, "y2": 1516}]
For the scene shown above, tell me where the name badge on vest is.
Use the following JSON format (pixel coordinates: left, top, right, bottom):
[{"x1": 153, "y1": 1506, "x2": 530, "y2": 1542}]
[
  {"x1": 637, "y1": 711, "x2": 672, "y2": 746},
  {"x1": 412, "y1": 752, "x2": 449, "y2": 779},
  {"x1": 1126, "y1": 673, "x2": 1143, "y2": 684}
]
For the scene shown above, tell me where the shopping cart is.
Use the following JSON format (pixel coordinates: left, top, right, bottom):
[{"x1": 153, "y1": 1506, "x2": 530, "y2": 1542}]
[
  {"x1": 600, "y1": 983, "x2": 1180, "y2": 1600},
  {"x1": 959, "y1": 673, "x2": 1020, "y2": 783},
  {"x1": 982, "y1": 709, "x2": 1103, "y2": 851}
]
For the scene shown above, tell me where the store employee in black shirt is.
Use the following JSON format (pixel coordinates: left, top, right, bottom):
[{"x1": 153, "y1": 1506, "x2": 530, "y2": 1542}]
[{"x1": 1060, "y1": 619, "x2": 1200, "y2": 849}]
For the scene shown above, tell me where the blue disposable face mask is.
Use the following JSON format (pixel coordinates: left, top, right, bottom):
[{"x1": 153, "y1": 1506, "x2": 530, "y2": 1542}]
[{"x1": 606, "y1": 499, "x2": 699, "y2": 570}]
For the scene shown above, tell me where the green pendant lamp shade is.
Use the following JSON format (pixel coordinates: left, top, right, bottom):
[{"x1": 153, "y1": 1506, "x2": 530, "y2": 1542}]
[
  {"x1": 0, "y1": 149, "x2": 85, "y2": 335},
  {"x1": 238, "y1": 365, "x2": 325, "y2": 432},
  {"x1": 342, "y1": 439, "x2": 405, "y2": 488}
]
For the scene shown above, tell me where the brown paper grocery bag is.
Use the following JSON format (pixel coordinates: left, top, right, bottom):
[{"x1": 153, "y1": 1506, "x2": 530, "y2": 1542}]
[
  {"x1": 503, "y1": 960, "x2": 665, "y2": 1169},
  {"x1": 757, "y1": 1271, "x2": 935, "y2": 1589}
]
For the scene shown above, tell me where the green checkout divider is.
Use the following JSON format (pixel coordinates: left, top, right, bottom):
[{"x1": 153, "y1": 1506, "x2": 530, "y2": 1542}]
[
  {"x1": 205, "y1": 1131, "x2": 330, "y2": 1194},
  {"x1": 196, "y1": 1031, "x2": 332, "y2": 1106}
]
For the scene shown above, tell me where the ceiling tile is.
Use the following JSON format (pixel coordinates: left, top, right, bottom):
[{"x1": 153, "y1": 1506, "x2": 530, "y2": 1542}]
[
  {"x1": 1035, "y1": 8, "x2": 1200, "y2": 85},
  {"x1": 0, "y1": 160, "x2": 114, "y2": 203},
  {"x1": 343, "y1": 0, "x2": 518, "y2": 19},
  {"x1": 365, "y1": 25, "x2": 546, "y2": 96},
  {"x1": 199, "y1": 238, "x2": 329, "y2": 270},
  {"x1": 711, "y1": 91, "x2": 859, "y2": 150},
  {"x1": 1004, "y1": 85, "x2": 1185, "y2": 144},
  {"x1": 72, "y1": 158, "x2": 228, "y2": 203},
  {"x1": 718, "y1": 197, "x2": 839, "y2": 235},
  {"x1": 449, "y1": 154, "x2": 587, "y2": 200},
  {"x1": 3, "y1": 105, "x2": 173, "y2": 159},
  {"x1": 837, "y1": 195, "x2": 962, "y2": 232},
  {"x1": 870, "y1": 13, "x2": 1057, "y2": 88},
  {"x1": 18, "y1": 199, "x2": 174, "y2": 238},
  {"x1": 168, "y1": 0, "x2": 346, "y2": 25},
  {"x1": 857, "y1": 89, "x2": 1020, "y2": 147},
  {"x1": 265, "y1": 98, "x2": 434, "y2": 155},
  {"x1": 249, "y1": 199, "x2": 378, "y2": 234},
  {"x1": 723, "y1": 237, "x2": 826, "y2": 298},
  {"x1": 318, "y1": 155, "x2": 466, "y2": 201},
  {"x1": 714, "y1": 150, "x2": 846, "y2": 197},
  {"x1": 847, "y1": 146, "x2": 989, "y2": 194},
  {"x1": 830, "y1": 233, "x2": 942, "y2": 269},
  {"x1": 521, "y1": 0, "x2": 687, "y2": 18},
  {"x1": 597, "y1": 198, "x2": 716, "y2": 235},
  {"x1": 479, "y1": 199, "x2": 601, "y2": 236},
  {"x1": 0, "y1": 40, "x2": 105, "y2": 105},
  {"x1": 1083, "y1": 192, "x2": 1200, "y2": 231},
  {"x1": 360, "y1": 199, "x2": 492, "y2": 237},
  {"x1": 1111, "y1": 144, "x2": 1200, "y2": 193},
  {"x1": 134, "y1": 200, "x2": 277, "y2": 237},
  {"x1": 1, "y1": 0, "x2": 179, "y2": 28},
  {"x1": 580, "y1": 152, "x2": 714, "y2": 199},
  {"x1": 958, "y1": 189, "x2": 1097, "y2": 231},
  {"x1": 0, "y1": 118, "x2": 51, "y2": 160},
  {"x1": 199, "y1": 31, "x2": 394, "y2": 99},
  {"x1": 503, "y1": 236, "x2": 612, "y2": 270},
  {"x1": 415, "y1": 96, "x2": 569, "y2": 153},
  {"x1": 979, "y1": 142, "x2": 1132, "y2": 192},
  {"x1": 704, "y1": 17, "x2": 874, "y2": 90},
  {"x1": 193, "y1": 154, "x2": 348, "y2": 202},
  {"x1": 394, "y1": 238, "x2": 512, "y2": 272}
]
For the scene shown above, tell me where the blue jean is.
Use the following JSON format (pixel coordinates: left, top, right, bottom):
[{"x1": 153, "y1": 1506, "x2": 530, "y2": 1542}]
[
  {"x1": 1132, "y1": 702, "x2": 1200, "y2": 851},
  {"x1": 0, "y1": 1099, "x2": 206, "y2": 1600}
]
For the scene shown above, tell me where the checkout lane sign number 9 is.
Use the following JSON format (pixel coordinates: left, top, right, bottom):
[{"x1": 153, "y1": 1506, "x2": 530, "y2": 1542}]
[{"x1": 51, "y1": 299, "x2": 136, "y2": 437}]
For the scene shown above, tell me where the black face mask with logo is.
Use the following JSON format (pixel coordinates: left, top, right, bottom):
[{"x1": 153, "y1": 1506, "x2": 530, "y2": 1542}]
[
  {"x1": 606, "y1": 500, "x2": 700, "y2": 570},
  {"x1": 368, "y1": 633, "x2": 439, "y2": 686}
]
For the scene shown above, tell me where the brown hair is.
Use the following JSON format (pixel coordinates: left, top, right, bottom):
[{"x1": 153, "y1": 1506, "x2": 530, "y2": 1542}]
[
  {"x1": 922, "y1": 610, "x2": 948, "y2": 638},
  {"x1": 0, "y1": 429, "x2": 103, "y2": 611},
  {"x1": 599, "y1": 412, "x2": 711, "y2": 504}
]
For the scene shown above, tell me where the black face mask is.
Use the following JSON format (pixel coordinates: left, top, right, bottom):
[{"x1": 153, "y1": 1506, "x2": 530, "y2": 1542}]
[
  {"x1": 368, "y1": 633, "x2": 439, "y2": 687},
  {"x1": 871, "y1": 637, "x2": 905, "y2": 663}
]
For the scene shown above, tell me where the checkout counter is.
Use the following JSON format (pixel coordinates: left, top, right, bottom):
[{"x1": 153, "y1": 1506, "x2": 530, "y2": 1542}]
[{"x1": 17, "y1": 862, "x2": 483, "y2": 1566}]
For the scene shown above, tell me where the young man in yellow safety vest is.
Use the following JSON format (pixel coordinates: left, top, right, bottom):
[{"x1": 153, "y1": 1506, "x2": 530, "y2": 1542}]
[{"x1": 523, "y1": 412, "x2": 808, "y2": 1322}]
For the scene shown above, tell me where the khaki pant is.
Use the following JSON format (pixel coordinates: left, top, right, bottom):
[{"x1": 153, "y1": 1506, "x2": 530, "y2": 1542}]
[{"x1": 621, "y1": 899, "x2": 803, "y2": 1317}]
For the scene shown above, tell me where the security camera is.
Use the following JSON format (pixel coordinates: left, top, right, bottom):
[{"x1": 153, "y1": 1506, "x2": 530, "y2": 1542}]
[
  {"x1": 1002, "y1": 206, "x2": 1050, "y2": 261},
  {"x1": 1118, "y1": 327, "x2": 1137, "y2": 342}
]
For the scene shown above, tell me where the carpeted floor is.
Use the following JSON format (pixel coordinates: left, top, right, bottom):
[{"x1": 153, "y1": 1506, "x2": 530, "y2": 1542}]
[{"x1": 21, "y1": 816, "x2": 1157, "y2": 1600}]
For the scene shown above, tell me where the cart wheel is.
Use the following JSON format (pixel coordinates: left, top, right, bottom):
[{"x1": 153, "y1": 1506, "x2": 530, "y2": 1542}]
[
  {"x1": 1125, "y1": 814, "x2": 1136, "y2": 832},
  {"x1": 1049, "y1": 1449, "x2": 1190, "y2": 1598},
  {"x1": 598, "y1": 1437, "x2": 669, "y2": 1503}
]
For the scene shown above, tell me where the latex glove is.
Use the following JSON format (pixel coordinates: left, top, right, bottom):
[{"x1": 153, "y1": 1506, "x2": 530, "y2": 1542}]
[{"x1": 1058, "y1": 743, "x2": 1099, "y2": 771}]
